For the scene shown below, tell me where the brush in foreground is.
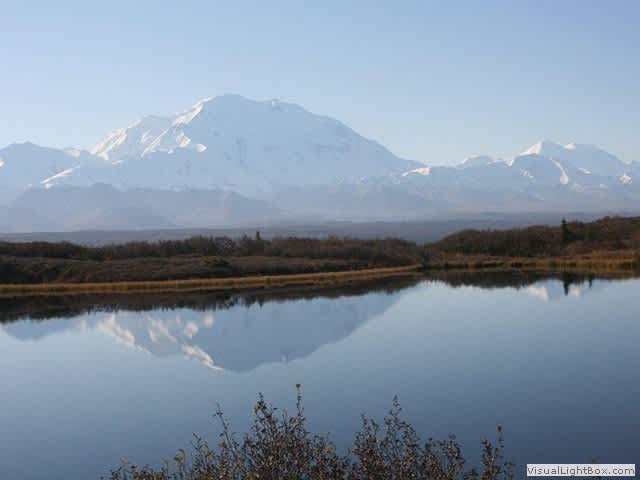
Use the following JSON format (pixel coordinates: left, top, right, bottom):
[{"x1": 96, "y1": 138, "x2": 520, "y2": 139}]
[{"x1": 106, "y1": 388, "x2": 514, "y2": 480}]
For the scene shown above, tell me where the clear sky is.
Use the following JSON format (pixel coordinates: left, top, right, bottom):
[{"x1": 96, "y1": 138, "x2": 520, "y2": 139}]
[{"x1": 1, "y1": 0, "x2": 638, "y2": 165}]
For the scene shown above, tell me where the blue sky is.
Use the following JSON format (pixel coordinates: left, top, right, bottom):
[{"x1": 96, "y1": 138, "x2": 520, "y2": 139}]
[{"x1": 1, "y1": 0, "x2": 638, "y2": 165}]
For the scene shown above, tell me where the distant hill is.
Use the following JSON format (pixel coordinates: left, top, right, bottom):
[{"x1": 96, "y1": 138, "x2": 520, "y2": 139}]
[
  {"x1": 0, "y1": 184, "x2": 283, "y2": 232},
  {"x1": 0, "y1": 212, "x2": 624, "y2": 245}
]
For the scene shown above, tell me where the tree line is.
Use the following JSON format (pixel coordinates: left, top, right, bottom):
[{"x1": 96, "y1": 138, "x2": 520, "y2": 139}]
[
  {"x1": 430, "y1": 216, "x2": 640, "y2": 257},
  {"x1": 0, "y1": 234, "x2": 421, "y2": 265},
  {"x1": 0, "y1": 216, "x2": 638, "y2": 266}
]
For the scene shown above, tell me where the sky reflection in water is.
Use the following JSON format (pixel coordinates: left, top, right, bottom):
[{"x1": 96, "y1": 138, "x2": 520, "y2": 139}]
[{"x1": 0, "y1": 273, "x2": 638, "y2": 479}]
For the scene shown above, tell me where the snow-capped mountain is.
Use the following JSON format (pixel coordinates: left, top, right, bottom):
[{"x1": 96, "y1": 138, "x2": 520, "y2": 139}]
[
  {"x1": 508, "y1": 140, "x2": 634, "y2": 187},
  {"x1": 518, "y1": 141, "x2": 630, "y2": 177},
  {"x1": 395, "y1": 139, "x2": 636, "y2": 194},
  {"x1": 92, "y1": 115, "x2": 172, "y2": 163},
  {"x1": 0, "y1": 142, "x2": 90, "y2": 203},
  {"x1": 82, "y1": 94, "x2": 421, "y2": 195},
  {"x1": 0, "y1": 95, "x2": 420, "y2": 198},
  {"x1": 0, "y1": 95, "x2": 638, "y2": 231}
]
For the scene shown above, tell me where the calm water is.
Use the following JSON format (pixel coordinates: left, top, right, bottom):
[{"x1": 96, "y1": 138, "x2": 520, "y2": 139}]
[{"x1": 1, "y1": 273, "x2": 639, "y2": 478}]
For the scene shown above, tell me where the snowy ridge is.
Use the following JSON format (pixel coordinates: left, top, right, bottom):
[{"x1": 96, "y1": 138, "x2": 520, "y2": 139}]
[
  {"x1": 0, "y1": 98, "x2": 638, "y2": 230},
  {"x1": 92, "y1": 115, "x2": 172, "y2": 162},
  {"x1": 402, "y1": 166, "x2": 431, "y2": 177},
  {"x1": 80, "y1": 94, "x2": 422, "y2": 192}
]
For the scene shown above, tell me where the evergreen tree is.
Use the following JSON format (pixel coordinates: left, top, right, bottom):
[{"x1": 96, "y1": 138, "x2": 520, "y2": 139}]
[{"x1": 561, "y1": 218, "x2": 570, "y2": 245}]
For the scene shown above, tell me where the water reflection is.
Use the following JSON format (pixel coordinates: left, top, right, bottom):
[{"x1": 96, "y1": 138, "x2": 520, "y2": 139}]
[
  {"x1": 0, "y1": 272, "x2": 613, "y2": 372},
  {"x1": 1, "y1": 279, "x2": 417, "y2": 372},
  {"x1": 0, "y1": 271, "x2": 610, "y2": 324},
  {"x1": 1, "y1": 271, "x2": 638, "y2": 479}
]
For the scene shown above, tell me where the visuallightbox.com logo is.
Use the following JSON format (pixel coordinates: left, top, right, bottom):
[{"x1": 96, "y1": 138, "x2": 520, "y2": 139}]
[{"x1": 527, "y1": 464, "x2": 635, "y2": 477}]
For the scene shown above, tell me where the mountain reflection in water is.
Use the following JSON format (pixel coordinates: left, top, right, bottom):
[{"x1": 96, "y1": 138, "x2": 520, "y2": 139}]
[
  {"x1": 1, "y1": 279, "x2": 418, "y2": 372},
  {"x1": 0, "y1": 272, "x2": 612, "y2": 372}
]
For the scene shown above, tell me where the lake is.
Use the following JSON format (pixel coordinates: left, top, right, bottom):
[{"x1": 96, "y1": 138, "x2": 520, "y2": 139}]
[{"x1": 1, "y1": 272, "x2": 638, "y2": 478}]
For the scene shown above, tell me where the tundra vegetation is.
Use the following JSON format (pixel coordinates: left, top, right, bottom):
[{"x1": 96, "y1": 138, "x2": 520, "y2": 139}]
[
  {"x1": 0, "y1": 216, "x2": 638, "y2": 288},
  {"x1": 105, "y1": 389, "x2": 514, "y2": 480}
]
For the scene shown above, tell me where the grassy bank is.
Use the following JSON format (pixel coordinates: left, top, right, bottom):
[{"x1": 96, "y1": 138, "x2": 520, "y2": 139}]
[
  {"x1": 419, "y1": 215, "x2": 640, "y2": 275},
  {"x1": 1, "y1": 216, "x2": 639, "y2": 294},
  {"x1": 0, "y1": 264, "x2": 422, "y2": 297},
  {"x1": 422, "y1": 251, "x2": 640, "y2": 274}
]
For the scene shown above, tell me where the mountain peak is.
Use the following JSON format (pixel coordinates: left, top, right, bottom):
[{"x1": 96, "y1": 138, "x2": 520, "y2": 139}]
[
  {"x1": 519, "y1": 140, "x2": 565, "y2": 157},
  {"x1": 83, "y1": 94, "x2": 420, "y2": 190},
  {"x1": 171, "y1": 94, "x2": 290, "y2": 128},
  {"x1": 458, "y1": 155, "x2": 496, "y2": 169}
]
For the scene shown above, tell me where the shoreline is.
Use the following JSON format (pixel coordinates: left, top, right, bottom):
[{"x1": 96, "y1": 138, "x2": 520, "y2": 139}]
[
  {"x1": 0, "y1": 264, "x2": 423, "y2": 298},
  {"x1": 0, "y1": 256, "x2": 638, "y2": 298},
  {"x1": 422, "y1": 254, "x2": 640, "y2": 274}
]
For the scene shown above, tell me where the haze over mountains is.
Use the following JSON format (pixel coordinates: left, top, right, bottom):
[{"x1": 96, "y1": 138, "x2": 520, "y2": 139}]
[{"x1": 0, "y1": 94, "x2": 638, "y2": 232}]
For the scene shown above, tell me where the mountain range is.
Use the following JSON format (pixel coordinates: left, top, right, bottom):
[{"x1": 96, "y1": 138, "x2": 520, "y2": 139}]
[{"x1": 0, "y1": 94, "x2": 638, "y2": 231}]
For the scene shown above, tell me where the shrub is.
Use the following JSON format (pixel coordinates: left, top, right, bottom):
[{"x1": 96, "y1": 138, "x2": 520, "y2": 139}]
[{"x1": 105, "y1": 388, "x2": 513, "y2": 480}]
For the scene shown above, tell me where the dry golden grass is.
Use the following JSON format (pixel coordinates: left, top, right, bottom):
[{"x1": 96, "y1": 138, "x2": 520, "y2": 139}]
[
  {"x1": 1, "y1": 247, "x2": 637, "y2": 298},
  {"x1": 424, "y1": 251, "x2": 640, "y2": 274},
  {"x1": 0, "y1": 264, "x2": 422, "y2": 298}
]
